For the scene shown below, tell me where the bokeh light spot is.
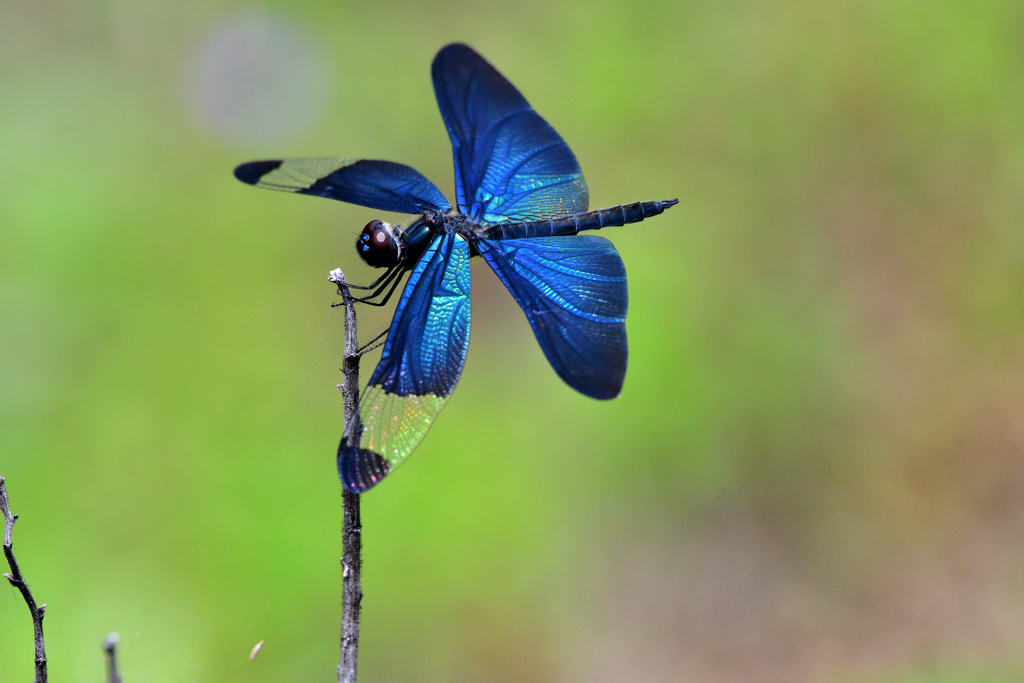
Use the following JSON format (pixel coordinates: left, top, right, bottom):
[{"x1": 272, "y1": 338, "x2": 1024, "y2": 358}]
[{"x1": 186, "y1": 11, "x2": 329, "y2": 146}]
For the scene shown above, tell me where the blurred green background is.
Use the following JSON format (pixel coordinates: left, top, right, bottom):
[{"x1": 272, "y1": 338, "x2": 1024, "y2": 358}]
[{"x1": 3, "y1": 1, "x2": 1024, "y2": 681}]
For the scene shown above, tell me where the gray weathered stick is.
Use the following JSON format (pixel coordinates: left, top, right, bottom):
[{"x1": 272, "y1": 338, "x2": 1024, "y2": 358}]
[
  {"x1": 103, "y1": 633, "x2": 122, "y2": 683},
  {"x1": 330, "y1": 269, "x2": 363, "y2": 683},
  {"x1": 1, "y1": 476, "x2": 48, "y2": 683}
]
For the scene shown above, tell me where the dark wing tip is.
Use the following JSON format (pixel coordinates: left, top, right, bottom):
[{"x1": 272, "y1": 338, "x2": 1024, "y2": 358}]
[
  {"x1": 561, "y1": 359, "x2": 625, "y2": 401},
  {"x1": 337, "y1": 439, "x2": 392, "y2": 493},
  {"x1": 234, "y1": 160, "x2": 282, "y2": 185},
  {"x1": 435, "y1": 42, "x2": 477, "y2": 59},
  {"x1": 581, "y1": 376, "x2": 624, "y2": 401},
  {"x1": 432, "y1": 43, "x2": 484, "y2": 75},
  {"x1": 663, "y1": 198, "x2": 679, "y2": 208}
]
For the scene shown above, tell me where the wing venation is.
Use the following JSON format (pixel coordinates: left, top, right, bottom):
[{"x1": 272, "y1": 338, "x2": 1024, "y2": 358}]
[
  {"x1": 234, "y1": 158, "x2": 450, "y2": 214},
  {"x1": 478, "y1": 235, "x2": 627, "y2": 399},
  {"x1": 338, "y1": 233, "x2": 471, "y2": 492},
  {"x1": 432, "y1": 43, "x2": 588, "y2": 223}
]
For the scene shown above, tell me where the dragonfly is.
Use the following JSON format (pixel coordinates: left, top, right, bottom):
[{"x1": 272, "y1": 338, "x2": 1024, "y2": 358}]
[{"x1": 235, "y1": 43, "x2": 676, "y2": 493}]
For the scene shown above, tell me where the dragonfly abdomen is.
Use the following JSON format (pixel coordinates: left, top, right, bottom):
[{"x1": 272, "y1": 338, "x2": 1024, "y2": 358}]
[{"x1": 479, "y1": 199, "x2": 678, "y2": 239}]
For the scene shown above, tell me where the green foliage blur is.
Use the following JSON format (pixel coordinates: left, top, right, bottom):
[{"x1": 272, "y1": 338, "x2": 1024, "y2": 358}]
[{"x1": 3, "y1": 1, "x2": 1024, "y2": 681}]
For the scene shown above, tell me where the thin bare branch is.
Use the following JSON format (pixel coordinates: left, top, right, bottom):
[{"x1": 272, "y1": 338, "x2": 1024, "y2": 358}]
[
  {"x1": 329, "y1": 269, "x2": 363, "y2": 683},
  {"x1": 103, "y1": 633, "x2": 122, "y2": 683},
  {"x1": 1, "y1": 476, "x2": 48, "y2": 683}
]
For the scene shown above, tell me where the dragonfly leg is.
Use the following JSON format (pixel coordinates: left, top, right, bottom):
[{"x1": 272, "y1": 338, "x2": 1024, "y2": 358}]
[
  {"x1": 345, "y1": 267, "x2": 396, "y2": 291},
  {"x1": 357, "y1": 338, "x2": 387, "y2": 356},
  {"x1": 348, "y1": 269, "x2": 406, "y2": 307},
  {"x1": 331, "y1": 268, "x2": 404, "y2": 308},
  {"x1": 356, "y1": 328, "x2": 389, "y2": 355}
]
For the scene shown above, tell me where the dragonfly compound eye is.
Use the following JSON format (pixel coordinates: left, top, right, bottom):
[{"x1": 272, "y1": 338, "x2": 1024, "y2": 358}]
[{"x1": 356, "y1": 219, "x2": 402, "y2": 268}]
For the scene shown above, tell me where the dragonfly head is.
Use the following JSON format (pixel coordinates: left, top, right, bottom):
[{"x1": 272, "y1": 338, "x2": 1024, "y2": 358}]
[{"x1": 356, "y1": 219, "x2": 403, "y2": 268}]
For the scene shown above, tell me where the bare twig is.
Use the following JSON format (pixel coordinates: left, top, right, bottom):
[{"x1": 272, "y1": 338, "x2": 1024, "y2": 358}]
[
  {"x1": 103, "y1": 633, "x2": 122, "y2": 683},
  {"x1": 329, "y1": 269, "x2": 363, "y2": 683},
  {"x1": 1, "y1": 476, "x2": 48, "y2": 683}
]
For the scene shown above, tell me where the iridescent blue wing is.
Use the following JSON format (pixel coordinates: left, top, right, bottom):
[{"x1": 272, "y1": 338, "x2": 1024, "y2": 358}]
[
  {"x1": 338, "y1": 233, "x2": 471, "y2": 493},
  {"x1": 234, "y1": 158, "x2": 450, "y2": 214},
  {"x1": 478, "y1": 236, "x2": 627, "y2": 399},
  {"x1": 432, "y1": 43, "x2": 588, "y2": 223}
]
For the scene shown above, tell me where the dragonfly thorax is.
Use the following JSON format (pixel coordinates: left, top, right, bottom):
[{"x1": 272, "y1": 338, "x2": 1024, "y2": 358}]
[{"x1": 356, "y1": 220, "x2": 403, "y2": 268}]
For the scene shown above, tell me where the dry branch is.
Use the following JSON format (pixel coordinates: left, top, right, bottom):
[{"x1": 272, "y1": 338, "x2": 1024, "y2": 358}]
[
  {"x1": 103, "y1": 633, "x2": 122, "y2": 683},
  {"x1": 330, "y1": 269, "x2": 363, "y2": 683},
  {"x1": 1, "y1": 476, "x2": 48, "y2": 683}
]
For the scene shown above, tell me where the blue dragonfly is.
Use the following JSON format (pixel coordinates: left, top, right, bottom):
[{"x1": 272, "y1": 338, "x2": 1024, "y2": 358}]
[{"x1": 235, "y1": 44, "x2": 676, "y2": 492}]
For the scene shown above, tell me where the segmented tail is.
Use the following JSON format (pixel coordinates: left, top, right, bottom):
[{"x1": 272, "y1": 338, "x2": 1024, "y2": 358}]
[{"x1": 479, "y1": 199, "x2": 678, "y2": 240}]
